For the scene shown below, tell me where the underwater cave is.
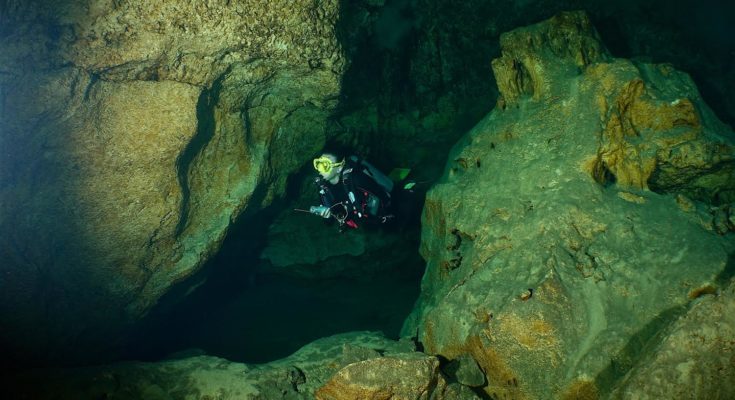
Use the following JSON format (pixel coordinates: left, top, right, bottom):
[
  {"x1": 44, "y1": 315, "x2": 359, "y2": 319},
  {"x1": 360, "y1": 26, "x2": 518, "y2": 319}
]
[{"x1": 1, "y1": 0, "x2": 734, "y2": 398}]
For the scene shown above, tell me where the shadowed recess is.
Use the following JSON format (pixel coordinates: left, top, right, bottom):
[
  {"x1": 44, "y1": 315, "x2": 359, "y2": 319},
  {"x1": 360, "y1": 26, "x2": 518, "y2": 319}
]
[{"x1": 175, "y1": 82, "x2": 219, "y2": 236}]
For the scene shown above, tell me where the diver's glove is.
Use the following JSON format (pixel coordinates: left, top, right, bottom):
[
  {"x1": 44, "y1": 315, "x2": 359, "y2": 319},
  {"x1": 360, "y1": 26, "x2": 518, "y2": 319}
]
[{"x1": 309, "y1": 205, "x2": 331, "y2": 218}]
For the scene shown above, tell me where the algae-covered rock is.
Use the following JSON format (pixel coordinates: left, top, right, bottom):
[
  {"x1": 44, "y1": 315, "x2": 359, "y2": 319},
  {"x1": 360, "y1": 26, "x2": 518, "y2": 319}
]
[
  {"x1": 6, "y1": 355, "x2": 259, "y2": 400},
  {"x1": 0, "y1": 0, "x2": 345, "y2": 364},
  {"x1": 403, "y1": 11, "x2": 735, "y2": 399},
  {"x1": 444, "y1": 353, "x2": 486, "y2": 388},
  {"x1": 4, "y1": 331, "x2": 418, "y2": 400},
  {"x1": 315, "y1": 353, "x2": 448, "y2": 400},
  {"x1": 610, "y1": 277, "x2": 735, "y2": 399}
]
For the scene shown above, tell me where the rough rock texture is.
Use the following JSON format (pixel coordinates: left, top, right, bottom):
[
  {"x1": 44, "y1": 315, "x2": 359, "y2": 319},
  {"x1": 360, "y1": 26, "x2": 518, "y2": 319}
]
[
  {"x1": 333, "y1": 0, "x2": 735, "y2": 187},
  {"x1": 315, "y1": 353, "x2": 449, "y2": 400},
  {"x1": 0, "y1": 72, "x2": 200, "y2": 363},
  {"x1": 402, "y1": 11, "x2": 735, "y2": 399},
  {"x1": 610, "y1": 277, "x2": 735, "y2": 399},
  {"x1": 8, "y1": 356, "x2": 259, "y2": 400},
  {"x1": 3, "y1": 331, "x2": 428, "y2": 400},
  {"x1": 0, "y1": 0, "x2": 344, "y2": 365},
  {"x1": 443, "y1": 354, "x2": 486, "y2": 388}
]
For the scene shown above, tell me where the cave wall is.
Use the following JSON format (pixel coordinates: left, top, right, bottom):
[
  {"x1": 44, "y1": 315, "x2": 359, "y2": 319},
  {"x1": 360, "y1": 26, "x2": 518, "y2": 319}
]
[
  {"x1": 1, "y1": 0, "x2": 732, "y2": 373},
  {"x1": 0, "y1": 1, "x2": 734, "y2": 397},
  {"x1": 0, "y1": 0, "x2": 345, "y2": 365},
  {"x1": 332, "y1": 0, "x2": 734, "y2": 183},
  {"x1": 402, "y1": 11, "x2": 735, "y2": 398}
]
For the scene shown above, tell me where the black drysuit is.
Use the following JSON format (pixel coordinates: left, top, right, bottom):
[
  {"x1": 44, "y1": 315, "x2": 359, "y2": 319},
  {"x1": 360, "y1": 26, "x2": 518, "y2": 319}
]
[{"x1": 316, "y1": 156, "x2": 394, "y2": 229}]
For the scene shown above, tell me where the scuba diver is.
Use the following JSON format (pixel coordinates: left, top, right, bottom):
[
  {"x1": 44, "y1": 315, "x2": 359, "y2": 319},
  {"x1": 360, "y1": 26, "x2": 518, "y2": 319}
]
[{"x1": 308, "y1": 151, "x2": 399, "y2": 230}]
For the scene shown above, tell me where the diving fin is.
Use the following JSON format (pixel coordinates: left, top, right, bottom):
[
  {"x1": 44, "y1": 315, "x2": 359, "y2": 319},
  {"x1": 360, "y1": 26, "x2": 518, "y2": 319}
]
[{"x1": 388, "y1": 167, "x2": 411, "y2": 182}]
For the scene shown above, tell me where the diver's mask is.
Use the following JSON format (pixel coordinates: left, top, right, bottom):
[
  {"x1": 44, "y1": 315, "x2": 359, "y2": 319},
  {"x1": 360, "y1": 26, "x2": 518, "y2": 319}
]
[{"x1": 313, "y1": 155, "x2": 344, "y2": 177}]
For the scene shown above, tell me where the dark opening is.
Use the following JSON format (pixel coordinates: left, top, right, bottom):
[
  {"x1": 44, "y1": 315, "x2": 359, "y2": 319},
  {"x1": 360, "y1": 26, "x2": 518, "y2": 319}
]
[{"x1": 131, "y1": 161, "x2": 427, "y2": 364}]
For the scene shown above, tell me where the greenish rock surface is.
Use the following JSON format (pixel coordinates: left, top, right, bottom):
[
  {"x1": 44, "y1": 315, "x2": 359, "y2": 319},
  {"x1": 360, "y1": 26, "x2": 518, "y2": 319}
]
[
  {"x1": 260, "y1": 204, "x2": 390, "y2": 279},
  {"x1": 4, "y1": 331, "x2": 421, "y2": 400},
  {"x1": 444, "y1": 353, "x2": 486, "y2": 388},
  {"x1": 610, "y1": 277, "x2": 735, "y2": 399},
  {"x1": 2, "y1": 1, "x2": 734, "y2": 397},
  {"x1": 402, "y1": 11, "x2": 735, "y2": 399},
  {"x1": 315, "y1": 352, "x2": 449, "y2": 400},
  {"x1": 334, "y1": 0, "x2": 735, "y2": 188},
  {"x1": 258, "y1": 174, "x2": 422, "y2": 280},
  {"x1": 0, "y1": 0, "x2": 344, "y2": 364}
]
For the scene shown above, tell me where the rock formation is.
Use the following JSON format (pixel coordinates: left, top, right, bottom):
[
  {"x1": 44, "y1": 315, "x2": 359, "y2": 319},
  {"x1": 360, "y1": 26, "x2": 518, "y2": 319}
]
[
  {"x1": 4, "y1": 331, "x2": 425, "y2": 400},
  {"x1": 0, "y1": 0, "x2": 345, "y2": 365},
  {"x1": 333, "y1": 0, "x2": 735, "y2": 189},
  {"x1": 610, "y1": 278, "x2": 735, "y2": 399},
  {"x1": 258, "y1": 182, "x2": 423, "y2": 280},
  {"x1": 2, "y1": 4, "x2": 734, "y2": 399},
  {"x1": 402, "y1": 11, "x2": 735, "y2": 399},
  {"x1": 315, "y1": 353, "x2": 449, "y2": 400}
]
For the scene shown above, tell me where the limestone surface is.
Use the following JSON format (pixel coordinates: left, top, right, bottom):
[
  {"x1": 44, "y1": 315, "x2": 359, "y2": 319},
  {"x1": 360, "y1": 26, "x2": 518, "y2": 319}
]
[
  {"x1": 315, "y1": 353, "x2": 449, "y2": 400},
  {"x1": 402, "y1": 11, "x2": 735, "y2": 399},
  {"x1": 0, "y1": 0, "x2": 345, "y2": 364},
  {"x1": 610, "y1": 277, "x2": 735, "y2": 399},
  {"x1": 4, "y1": 331, "x2": 421, "y2": 400}
]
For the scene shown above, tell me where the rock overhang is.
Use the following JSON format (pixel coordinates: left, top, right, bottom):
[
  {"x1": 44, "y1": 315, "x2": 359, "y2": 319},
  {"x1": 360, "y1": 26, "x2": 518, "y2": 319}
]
[{"x1": 0, "y1": 0, "x2": 347, "y2": 366}]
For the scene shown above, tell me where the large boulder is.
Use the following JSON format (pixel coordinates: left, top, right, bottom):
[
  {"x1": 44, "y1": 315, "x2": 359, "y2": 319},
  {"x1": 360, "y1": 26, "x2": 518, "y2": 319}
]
[
  {"x1": 333, "y1": 0, "x2": 735, "y2": 187},
  {"x1": 403, "y1": 11, "x2": 735, "y2": 399},
  {"x1": 0, "y1": 0, "x2": 345, "y2": 365},
  {"x1": 315, "y1": 353, "x2": 451, "y2": 400}
]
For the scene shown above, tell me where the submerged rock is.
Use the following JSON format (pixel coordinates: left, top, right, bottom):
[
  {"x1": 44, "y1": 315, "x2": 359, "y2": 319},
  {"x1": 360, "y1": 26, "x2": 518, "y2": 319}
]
[
  {"x1": 3, "y1": 331, "x2": 421, "y2": 400},
  {"x1": 259, "y1": 188, "x2": 422, "y2": 280},
  {"x1": 403, "y1": 11, "x2": 735, "y2": 399},
  {"x1": 443, "y1": 353, "x2": 486, "y2": 388},
  {"x1": 0, "y1": 0, "x2": 345, "y2": 364},
  {"x1": 610, "y1": 277, "x2": 735, "y2": 399},
  {"x1": 315, "y1": 353, "x2": 449, "y2": 400}
]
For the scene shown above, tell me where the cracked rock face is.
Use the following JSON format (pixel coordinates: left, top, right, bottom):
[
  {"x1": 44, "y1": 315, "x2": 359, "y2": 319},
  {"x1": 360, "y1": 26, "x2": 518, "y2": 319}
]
[
  {"x1": 403, "y1": 11, "x2": 735, "y2": 399},
  {"x1": 0, "y1": 0, "x2": 345, "y2": 365}
]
